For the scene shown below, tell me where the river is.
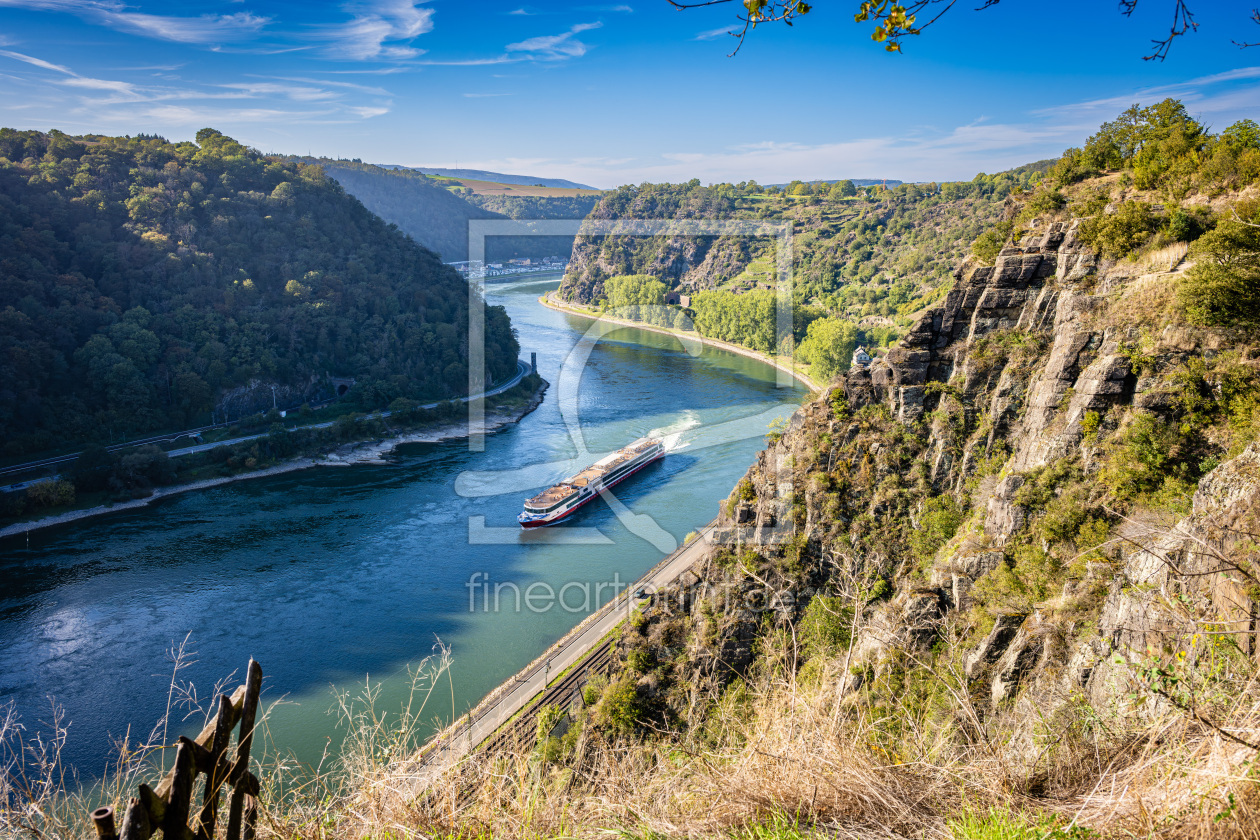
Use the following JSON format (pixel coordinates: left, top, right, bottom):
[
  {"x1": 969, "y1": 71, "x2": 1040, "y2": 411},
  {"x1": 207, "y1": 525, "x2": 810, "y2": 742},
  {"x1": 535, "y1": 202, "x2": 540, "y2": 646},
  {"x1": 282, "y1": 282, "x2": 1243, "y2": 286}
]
[{"x1": 0, "y1": 278, "x2": 806, "y2": 777}]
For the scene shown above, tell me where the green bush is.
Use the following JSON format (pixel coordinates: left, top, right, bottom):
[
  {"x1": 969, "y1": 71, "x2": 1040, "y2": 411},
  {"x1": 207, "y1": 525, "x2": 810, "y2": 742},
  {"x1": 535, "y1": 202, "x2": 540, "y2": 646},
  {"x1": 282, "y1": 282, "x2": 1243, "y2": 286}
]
[
  {"x1": 25, "y1": 479, "x2": 76, "y2": 509},
  {"x1": 1077, "y1": 200, "x2": 1158, "y2": 258},
  {"x1": 796, "y1": 316, "x2": 858, "y2": 381},
  {"x1": 1177, "y1": 200, "x2": 1260, "y2": 330},
  {"x1": 798, "y1": 595, "x2": 853, "y2": 660},
  {"x1": 909, "y1": 495, "x2": 964, "y2": 560},
  {"x1": 591, "y1": 672, "x2": 644, "y2": 736},
  {"x1": 1025, "y1": 188, "x2": 1067, "y2": 215},
  {"x1": 971, "y1": 222, "x2": 1013, "y2": 263},
  {"x1": 626, "y1": 648, "x2": 653, "y2": 674}
]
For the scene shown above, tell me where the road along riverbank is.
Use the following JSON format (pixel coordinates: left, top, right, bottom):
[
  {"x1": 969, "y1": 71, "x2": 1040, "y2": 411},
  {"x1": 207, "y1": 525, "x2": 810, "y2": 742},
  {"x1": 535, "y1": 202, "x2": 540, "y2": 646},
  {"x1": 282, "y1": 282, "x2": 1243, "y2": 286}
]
[
  {"x1": 400, "y1": 521, "x2": 720, "y2": 788},
  {"x1": 0, "y1": 381, "x2": 547, "y2": 540}
]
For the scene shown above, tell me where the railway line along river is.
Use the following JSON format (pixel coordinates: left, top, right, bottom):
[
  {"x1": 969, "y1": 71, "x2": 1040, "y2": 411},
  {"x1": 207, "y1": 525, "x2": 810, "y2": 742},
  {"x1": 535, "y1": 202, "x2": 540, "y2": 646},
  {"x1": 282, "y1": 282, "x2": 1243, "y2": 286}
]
[{"x1": 0, "y1": 277, "x2": 807, "y2": 776}]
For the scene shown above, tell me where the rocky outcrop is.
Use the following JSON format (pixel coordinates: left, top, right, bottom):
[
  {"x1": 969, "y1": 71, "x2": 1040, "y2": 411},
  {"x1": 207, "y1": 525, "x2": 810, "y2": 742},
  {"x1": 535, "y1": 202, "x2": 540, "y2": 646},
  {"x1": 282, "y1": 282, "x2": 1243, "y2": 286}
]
[{"x1": 614, "y1": 207, "x2": 1258, "y2": 774}]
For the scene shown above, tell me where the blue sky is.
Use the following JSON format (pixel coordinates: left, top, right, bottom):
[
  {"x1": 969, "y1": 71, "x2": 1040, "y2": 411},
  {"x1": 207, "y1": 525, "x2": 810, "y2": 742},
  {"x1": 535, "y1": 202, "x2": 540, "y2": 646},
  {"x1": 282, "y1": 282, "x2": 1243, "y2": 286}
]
[{"x1": 1, "y1": 0, "x2": 1258, "y2": 186}]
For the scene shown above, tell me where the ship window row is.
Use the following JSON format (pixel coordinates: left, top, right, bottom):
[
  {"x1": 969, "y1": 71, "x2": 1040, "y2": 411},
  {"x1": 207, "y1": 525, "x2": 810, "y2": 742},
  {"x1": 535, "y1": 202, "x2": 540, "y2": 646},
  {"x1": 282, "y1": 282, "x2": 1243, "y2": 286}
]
[
  {"x1": 528, "y1": 492, "x2": 577, "y2": 514},
  {"x1": 602, "y1": 454, "x2": 652, "y2": 484}
]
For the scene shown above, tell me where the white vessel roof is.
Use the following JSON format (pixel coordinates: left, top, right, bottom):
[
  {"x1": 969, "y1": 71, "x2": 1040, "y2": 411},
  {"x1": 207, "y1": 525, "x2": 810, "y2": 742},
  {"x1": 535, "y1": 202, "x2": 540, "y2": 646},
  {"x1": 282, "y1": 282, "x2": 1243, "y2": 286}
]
[{"x1": 525, "y1": 439, "x2": 661, "y2": 507}]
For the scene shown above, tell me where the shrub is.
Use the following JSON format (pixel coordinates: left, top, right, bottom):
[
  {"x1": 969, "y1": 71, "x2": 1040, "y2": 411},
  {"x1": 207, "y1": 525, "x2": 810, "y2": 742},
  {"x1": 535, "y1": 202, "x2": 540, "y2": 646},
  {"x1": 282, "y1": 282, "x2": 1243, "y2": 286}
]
[
  {"x1": 798, "y1": 595, "x2": 853, "y2": 661},
  {"x1": 909, "y1": 495, "x2": 964, "y2": 560},
  {"x1": 1177, "y1": 200, "x2": 1260, "y2": 329},
  {"x1": 1025, "y1": 188, "x2": 1067, "y2": 215},
  {"x1": 25, "y1": 479, "x2": 76, "y2": 509},
  {"x1": 971, "y1": 222, "x2": 1013, "y2": 263},
  {"x1": 591, "y1": 672, "x2": 644, "y2": 736},
  {"x1": 1077, "y1": 200, "x2": 1158, "y2": 258},
  {"x1": 625, "y1": 648, "x2": 653, "y2": 674}
]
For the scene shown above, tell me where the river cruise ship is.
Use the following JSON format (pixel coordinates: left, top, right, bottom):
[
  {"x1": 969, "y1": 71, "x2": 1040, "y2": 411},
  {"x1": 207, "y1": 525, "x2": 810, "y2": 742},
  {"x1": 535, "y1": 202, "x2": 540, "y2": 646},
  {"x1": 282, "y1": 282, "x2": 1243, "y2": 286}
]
[{"x1": 518, "y1": 438, "x2": 665, "y2": 527}]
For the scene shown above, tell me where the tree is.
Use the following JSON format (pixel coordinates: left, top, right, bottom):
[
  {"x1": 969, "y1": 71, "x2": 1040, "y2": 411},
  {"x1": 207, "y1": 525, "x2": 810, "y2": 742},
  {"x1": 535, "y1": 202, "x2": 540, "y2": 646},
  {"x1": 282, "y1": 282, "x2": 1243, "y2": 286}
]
[
  {"x1": 1177, "y1": 199, "x2": 1260, "y2": 330},
  {"x1": 830, "y1": 180, "x2": 857, "y2": 199},
  {"x1": 797, "y1": 317, "x2": 858, "y2": 380},
  {"x1": 670, "y1": 0, "x2": 1215, "y2": 61}
]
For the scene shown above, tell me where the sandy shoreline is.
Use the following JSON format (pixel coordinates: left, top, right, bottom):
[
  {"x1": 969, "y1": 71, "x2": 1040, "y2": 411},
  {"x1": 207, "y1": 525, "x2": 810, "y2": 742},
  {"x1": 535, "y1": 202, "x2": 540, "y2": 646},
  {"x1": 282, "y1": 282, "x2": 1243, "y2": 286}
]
[
  {"x1": 540, "y1": 292, "x2": 821, "y2": 391},
  {"x1": 0, "y1": 385, "x2": 547, "y2": 540}
]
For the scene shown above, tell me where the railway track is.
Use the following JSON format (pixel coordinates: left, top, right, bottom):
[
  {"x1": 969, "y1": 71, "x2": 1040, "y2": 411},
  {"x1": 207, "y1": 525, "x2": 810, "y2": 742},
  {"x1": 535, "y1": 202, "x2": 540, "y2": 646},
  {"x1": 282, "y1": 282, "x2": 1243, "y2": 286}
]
[{"x1": 477, "y1": 638, "x2": 616, "y2": 756}]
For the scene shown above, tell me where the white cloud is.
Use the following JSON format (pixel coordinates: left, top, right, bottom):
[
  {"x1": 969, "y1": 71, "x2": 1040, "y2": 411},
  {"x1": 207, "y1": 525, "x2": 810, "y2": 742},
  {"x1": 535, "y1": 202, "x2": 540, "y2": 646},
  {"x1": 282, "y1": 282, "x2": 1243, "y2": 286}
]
[
  {"x1": 0, "y1": 1, "x2": 269, "y2": 44},
  {"x1": 0, "y1": 48, "x2": 137, "y2": 97},
  {"x1": 506, "y1": 21, "x2": 601, "y2": 60},
  {"x1": 0, "y1": 48, "x2": 72, "y2": 73},
  {"x1": 0, "y1": 49, "x2": 392, "y2": 126},
  {"x1": 694, "y1": 25, "x2": 738, "y2": 41},
  {"x1": 220, "y1": 82, "x2": 341, "y2": 102},
  {"x1": 314, "y1": 0, "x2": 435, "y2": 60},
  {"x1": 414, "y1": 55, "x2": 515, "y2": 66}
]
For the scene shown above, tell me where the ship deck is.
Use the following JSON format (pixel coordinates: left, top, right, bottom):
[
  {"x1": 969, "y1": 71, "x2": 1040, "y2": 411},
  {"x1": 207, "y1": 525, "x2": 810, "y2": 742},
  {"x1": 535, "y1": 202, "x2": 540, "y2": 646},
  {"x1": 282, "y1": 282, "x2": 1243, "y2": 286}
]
[
  {"x1": 525, "y1": 484, "x2": 578, "y2": 509},
  {"x1": 525, "y1": 440, "x2": 661, "y2": 508}
]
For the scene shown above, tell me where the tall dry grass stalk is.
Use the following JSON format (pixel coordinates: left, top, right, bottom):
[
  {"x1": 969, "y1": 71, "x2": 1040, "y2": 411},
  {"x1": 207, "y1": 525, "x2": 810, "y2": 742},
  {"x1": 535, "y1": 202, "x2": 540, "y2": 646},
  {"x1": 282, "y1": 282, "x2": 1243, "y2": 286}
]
[
  {"x1": 4, "y1": 633, "x2": 1256, "y2": 839},
  {"x1": 0, "y1": 635, "x2": 242, "y2": 840}
]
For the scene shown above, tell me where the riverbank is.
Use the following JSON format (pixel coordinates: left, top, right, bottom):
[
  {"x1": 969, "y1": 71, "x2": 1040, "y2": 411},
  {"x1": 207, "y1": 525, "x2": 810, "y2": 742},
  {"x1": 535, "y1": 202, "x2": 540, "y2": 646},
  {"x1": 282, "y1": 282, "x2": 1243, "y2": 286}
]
[
  {"x1": 0, "y1": 382, "x2": 547, "y2": 540},
  {"x1": 540, "y1": 291, "x2": 822, "y2": 391}
]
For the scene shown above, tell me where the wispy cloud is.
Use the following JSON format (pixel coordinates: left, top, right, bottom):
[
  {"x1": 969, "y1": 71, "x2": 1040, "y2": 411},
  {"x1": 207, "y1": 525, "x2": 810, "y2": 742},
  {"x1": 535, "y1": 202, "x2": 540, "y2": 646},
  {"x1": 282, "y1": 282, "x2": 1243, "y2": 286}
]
[
  {"x1": 0, "y1": 1, "x2": 269, "y2": 44},
  {"x1": 694, "y1": 25, "x2": 738, "y2": 41},
  {"x1": 311, "y1": 0, "x2": 435, "y2": 60},
  {"x1": 219, "y1": 81, "x2": 341, "y2": 102},
  {"x1": 414, "y1": 55, "x2": 515, "y2": 66},
  {"x1": 0, "y1": 48, "x2": 393, "y2": 125},
  {"x1": 0, "y1": 48, "x2": 137, "y2": 97},
  {"x1": 506, "y1": 21, "x2": 601, "y2": 60}
]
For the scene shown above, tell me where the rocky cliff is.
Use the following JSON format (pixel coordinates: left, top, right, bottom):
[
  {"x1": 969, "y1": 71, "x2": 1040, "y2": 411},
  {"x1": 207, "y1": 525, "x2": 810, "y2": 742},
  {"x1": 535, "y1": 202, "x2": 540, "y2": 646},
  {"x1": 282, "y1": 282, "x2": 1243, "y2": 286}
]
[{"x1": 609, "y1": 206, "x2": 1260, "y2": 821}]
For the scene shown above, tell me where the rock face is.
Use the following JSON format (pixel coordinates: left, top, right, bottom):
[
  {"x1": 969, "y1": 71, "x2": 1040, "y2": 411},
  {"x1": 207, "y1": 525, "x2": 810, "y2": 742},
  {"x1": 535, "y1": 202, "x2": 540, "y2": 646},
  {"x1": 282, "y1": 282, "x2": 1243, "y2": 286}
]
[{"x1": 614, "y1": 211, "x2": 1259, "y2": 773}]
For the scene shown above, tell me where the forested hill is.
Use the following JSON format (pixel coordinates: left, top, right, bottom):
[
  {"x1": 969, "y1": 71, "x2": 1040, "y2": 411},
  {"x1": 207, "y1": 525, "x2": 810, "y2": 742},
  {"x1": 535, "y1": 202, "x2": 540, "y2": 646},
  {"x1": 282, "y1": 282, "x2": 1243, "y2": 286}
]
[
  {"x1": 311, "y1": 159, "x2": 500, "y2": 261},
  {"x1": 0, "y1": 128, "x2": 519, "y2": 460},
  {"x1": 312, "y1": 159, "x2": 599, "y2": 262},
  {"x1": 558, "y1": 165, "x2": 1049, "y2": 379}
]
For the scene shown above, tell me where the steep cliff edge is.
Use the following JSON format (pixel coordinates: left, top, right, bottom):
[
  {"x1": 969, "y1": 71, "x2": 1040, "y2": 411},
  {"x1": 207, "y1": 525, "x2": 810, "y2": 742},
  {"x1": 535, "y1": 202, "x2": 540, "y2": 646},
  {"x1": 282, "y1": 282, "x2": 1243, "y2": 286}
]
[{"x1": 587, "y1": 203, "x2": 1260, "y2": 834}]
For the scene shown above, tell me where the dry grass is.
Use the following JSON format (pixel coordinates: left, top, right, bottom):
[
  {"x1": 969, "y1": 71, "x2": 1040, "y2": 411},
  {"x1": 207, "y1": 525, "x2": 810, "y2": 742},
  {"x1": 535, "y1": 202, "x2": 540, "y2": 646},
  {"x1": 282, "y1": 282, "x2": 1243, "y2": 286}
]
[
  {"x1": 0, "y1": 635, "x2": 242, "y2": 840},
  {"x1": 3, "y1": 631, "x2": 1257, "y2": 840}
]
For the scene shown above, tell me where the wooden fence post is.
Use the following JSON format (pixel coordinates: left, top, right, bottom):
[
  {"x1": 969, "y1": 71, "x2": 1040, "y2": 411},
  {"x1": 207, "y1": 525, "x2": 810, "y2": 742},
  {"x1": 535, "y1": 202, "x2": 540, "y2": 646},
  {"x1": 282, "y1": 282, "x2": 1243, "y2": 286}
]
[
  {"x1": 226, "y1": 659, "x2": 263, "y2": 840},
  {"x1": 91, "y1": 806, "x2": 118, "y2": 840},
  {"x1": 162, "y1": 739, "x2": 195, "y2": 839},
  {"x1": 195, "y1": 693, "x2": 234, "y2": 840},
  {"x1": 91, "y1": 660, "x2": 264, "y2": 840}
]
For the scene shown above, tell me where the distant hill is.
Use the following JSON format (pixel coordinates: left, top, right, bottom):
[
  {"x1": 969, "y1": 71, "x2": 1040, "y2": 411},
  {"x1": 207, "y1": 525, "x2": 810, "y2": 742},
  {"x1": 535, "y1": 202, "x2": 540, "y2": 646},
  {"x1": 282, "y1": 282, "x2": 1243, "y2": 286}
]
[
  {"x1": 768, "y1": 178, "x2": 905, "y2": 188},
  {"x1": 377, "y1": 165, "x2": 596, "y2": 191},
  {"x1": 312, "y1": 159, "x2": 597, "y2": 262}
]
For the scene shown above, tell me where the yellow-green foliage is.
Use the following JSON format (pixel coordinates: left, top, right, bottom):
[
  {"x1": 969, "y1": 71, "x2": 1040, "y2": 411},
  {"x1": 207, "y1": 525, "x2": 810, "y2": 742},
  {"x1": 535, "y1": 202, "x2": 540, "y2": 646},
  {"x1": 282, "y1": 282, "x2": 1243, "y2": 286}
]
[
  {"x1": 590, "y1": 671, "x2": 644, "y2": 736},
  {"x1": 1177, "y1": 198, "x2": 1260, "y2": 330},
  {"x1": 796, "y1": 317, "x2": 859, "y2": 381},
  {"x1": 1077, "y1": 200, "x2": 1159, "y2": 259},
  {"x1": 798, "y1": 595, "x2": 853, "y2": 661},
  {"x1": 971, "y1": 221, "x2": 1013, "y2": 263},
  {"x1": 909, "y1": 494, "x2": 965, "y2": 561},
  {"x1": 24, "y1": 479, "x2": 75, "y2": 509}
]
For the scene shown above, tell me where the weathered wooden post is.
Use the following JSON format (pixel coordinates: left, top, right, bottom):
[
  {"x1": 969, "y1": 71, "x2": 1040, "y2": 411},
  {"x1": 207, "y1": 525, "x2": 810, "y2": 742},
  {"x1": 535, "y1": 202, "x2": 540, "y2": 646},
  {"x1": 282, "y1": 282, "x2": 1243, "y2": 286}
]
[
  {"x1": 90, "y1": 806, "x2": 118, "y2": 840},
  {"x1": 162, "y1": 739, "x2": 195, "y2": 838},
  {"x1": 225, "y1": 659, "x2": 263, "y2": 840},
  {"x1": 89, "y1": 659, "x2": 264, "y2": 840},
  {"x1": 195, "y1": 693, "x2": 235, "y2": 840}
]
